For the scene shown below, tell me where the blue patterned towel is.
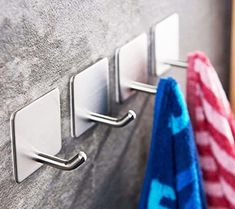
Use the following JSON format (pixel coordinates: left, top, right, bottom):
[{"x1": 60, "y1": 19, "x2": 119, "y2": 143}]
[{"x1": 138, "y1": 78, "x2": 207, "y2": 209}]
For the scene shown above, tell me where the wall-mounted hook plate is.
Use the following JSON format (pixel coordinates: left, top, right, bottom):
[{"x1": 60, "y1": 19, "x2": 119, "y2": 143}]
[
  {"x1": 151, "y1": 13, "x2": 179, "y2": 76},
  {"x1": 11, "y1": 88, "x2": 62, "y2": 182},
  {"x1": 115, "y1": 33, "x2": 148, "y2": 103},
  {"x1": 70, "y1": 58, "x2": 109, "y2": 138}
]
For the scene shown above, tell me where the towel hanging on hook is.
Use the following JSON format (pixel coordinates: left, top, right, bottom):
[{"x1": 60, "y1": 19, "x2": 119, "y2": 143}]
[{"x1": 138, "y1": 77, "x2": 207, "y2": 209}]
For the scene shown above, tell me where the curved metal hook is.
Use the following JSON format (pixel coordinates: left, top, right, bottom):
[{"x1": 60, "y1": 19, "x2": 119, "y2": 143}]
[
  {"x1": 88, "y1": 110, "x2": 136, "y2": 127},
  {"x1": 129, "y1": 81, "x2": 157, "y2": 94},
  {"x1": 35, "y1": 151, "x2": 87, "y2": 171}
]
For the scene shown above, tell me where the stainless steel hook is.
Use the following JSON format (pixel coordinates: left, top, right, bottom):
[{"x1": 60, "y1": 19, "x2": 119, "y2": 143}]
[
  {"x1": 115, "y1": 33, "x2": 157, "y2": 102},
  {"x1": 88, "y1": 110, "x2": 136, "y2": 127},
  {"x1": 128, "y1": 81, "x2": 157, "y2": 94},
  {"x1": 70, "y1": 58, "x2": 136, "y2": 138},
  {"x1": 11, "y1": 88, "x2": 87, "y2": 183},
  {"x1": 35, "y1": 151, "x2": 87, "y2": 171},
  {"x1": 152, "y1": 14, "x2": 188, "y2": 76}
]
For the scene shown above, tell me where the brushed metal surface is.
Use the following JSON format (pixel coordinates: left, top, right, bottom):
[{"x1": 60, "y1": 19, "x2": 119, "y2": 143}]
[
  {"x1": 88, "y1": 110, "x2": 136, "y2": 127},
  {"x1": 11, "y1": 88, "x2": 62, "y2": 183},
  {"x1": 152, "y1": 13, "x2": 180, "y2": 76},
  {"x1": 128, "y1": 82, "x2": 157, "y2": 94},
  {"x1": 70, "y1": 58, "x2": 109, "y2": 138},
  {"x1": 115, "y1": 33, "x2": 149, "y2": 103}
]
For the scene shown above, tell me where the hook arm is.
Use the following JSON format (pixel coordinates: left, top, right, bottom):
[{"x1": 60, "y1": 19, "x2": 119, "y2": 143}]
[
  {"x1": 128, "y1": 81, "x2": 157, "y2": 94},
  {"x1": 88, "y1": 110, "x2": 136, "y2": 127},
  {"x1": 162, "y1": 60, "x2": 188, "y2": 69},
  {"x1": 35, "y1": 151, "x2": 87, "y2": 171}
]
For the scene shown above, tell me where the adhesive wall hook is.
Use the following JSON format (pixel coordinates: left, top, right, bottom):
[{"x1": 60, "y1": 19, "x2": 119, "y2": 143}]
[
  {"x1": 151, "y1": 13, "x2": 188, "y2": 75},
  {"x1": 70, "y1": 58, "x2": 136, "y2": 138},
  {"x1": 115, "y1": 33, "x2": 157, "y2": 103},
  {"x1": 11, "y1": 88, "x2": 87, "y2": 183}
]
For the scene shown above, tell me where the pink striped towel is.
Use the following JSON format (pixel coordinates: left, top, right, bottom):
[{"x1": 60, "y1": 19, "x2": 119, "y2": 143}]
[{"x1": 187, "y1": 51, "x2": 235, "y2": 208}]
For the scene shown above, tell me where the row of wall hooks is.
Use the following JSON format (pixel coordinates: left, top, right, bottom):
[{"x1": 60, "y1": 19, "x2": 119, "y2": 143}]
[{"x1": 10, "y1": 13, "x2": 187, "y2": 183}]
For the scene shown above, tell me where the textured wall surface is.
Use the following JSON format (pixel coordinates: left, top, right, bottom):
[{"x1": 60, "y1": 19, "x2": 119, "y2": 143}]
[{"x1": 0, "y1": 0, "x2": 231, "y2": 209}]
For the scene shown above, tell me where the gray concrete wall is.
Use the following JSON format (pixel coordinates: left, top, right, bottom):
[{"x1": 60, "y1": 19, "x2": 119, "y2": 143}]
[{"x1": 0, "y1": 0, "x2": 231, "y2": 208}]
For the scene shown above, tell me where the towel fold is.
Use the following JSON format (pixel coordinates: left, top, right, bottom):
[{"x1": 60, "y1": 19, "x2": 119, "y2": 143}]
[
  {"x1": 138, "y1": 77, "x2": 206, "y2": 209},
  {"x1": 187, "y1": 51, "x2": 235, "y2": 208}
]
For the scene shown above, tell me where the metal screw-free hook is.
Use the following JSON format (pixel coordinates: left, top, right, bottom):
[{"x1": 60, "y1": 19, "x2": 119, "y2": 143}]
[
  {"x1": 88, "y1": 110, "x2": 136, "y2": 127},
  {"x1": 162, "y1": 60, "x2": 188, "y2": 69},
  {"x1": 35, "y1": 151, "x2": 87, "y2": 171},
  {"x1": 128, "y1": 81, "x2": 157, "y2": 94}
]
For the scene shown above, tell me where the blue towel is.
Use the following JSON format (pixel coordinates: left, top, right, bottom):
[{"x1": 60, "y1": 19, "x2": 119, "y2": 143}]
[{"x1": 138, "y1": 78, "x2": 207, "y2": 209}]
